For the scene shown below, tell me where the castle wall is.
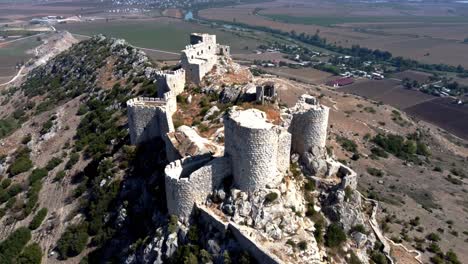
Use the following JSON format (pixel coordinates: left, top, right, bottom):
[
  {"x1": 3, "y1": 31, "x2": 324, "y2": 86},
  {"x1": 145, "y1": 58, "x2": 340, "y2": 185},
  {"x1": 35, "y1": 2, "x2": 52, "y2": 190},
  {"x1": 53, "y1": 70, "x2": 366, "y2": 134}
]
[
  {"x1": 229, "y1": 223, "x2": 283, "y2": 264},
  {"x1": 126, "y1": 97, "x2": 175, "y2": 145},
  {"x1": 181, "y1": 33, "x2": 221, "y2": 84},
  {"x1": 224, "y1": 109, "x2": 291, "y2": 192},
  {"x1": 290, "y1": 95, "x2": 329, "y2": 156},
  {"x1": 156, "y1": 69, "x2": 186, "y2": 98},
  {"x1": 165, "y1": 156, "x2": 232, "y2": 221},
  {"x1": 277, "y1": 130, "x2": 292, "y2": 175},
  {"x1": 217, "y1": 45, "x2": 230, "y2": 56}
]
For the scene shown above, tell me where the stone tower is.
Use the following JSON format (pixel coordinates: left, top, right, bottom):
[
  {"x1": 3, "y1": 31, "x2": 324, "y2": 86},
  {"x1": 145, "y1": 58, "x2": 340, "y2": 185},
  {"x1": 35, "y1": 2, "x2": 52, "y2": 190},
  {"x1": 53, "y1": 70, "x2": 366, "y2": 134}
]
[
  {"x1": 224, "y1": 108, "x2": 291, "y2": 193},
  {"x1": 156, "y1": 69, "x2": 186, "y2": 98},
  {"x1": 126, "y1": 97, "x2": 175, "y2": 145},
  {"x1": 289, "y1": 95, "x2": 329, "y2": 174},
  {"x1": 165, "y1": 155, "x2": 231, "y2": 222}
]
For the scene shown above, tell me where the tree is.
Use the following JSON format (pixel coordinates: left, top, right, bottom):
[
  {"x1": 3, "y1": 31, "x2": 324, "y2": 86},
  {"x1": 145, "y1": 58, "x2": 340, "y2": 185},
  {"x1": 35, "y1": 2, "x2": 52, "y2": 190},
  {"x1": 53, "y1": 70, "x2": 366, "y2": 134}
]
[
  {"x1": 0, "y1": 227, "x2": 32, "y2": 262},
  {"x1": 56, "y1": 224, "x2": 89, "y2": 259},
  {"x1": 325, "y1": 223, "x2": 347, "y2": 248},
  {"x1": 17, "y1": 243, "x2": 42, "y2": 264},
  {"x1": 29, "y1": 208, "x2": 48, "y2": 230}
]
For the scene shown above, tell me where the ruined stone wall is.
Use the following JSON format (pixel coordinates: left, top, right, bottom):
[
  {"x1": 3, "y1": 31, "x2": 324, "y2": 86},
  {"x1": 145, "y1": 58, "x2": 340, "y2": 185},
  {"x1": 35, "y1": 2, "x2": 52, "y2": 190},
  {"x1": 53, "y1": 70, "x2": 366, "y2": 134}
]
[
  {"x1": 290, "y1": 95, "x2": 329, "y2": 156},
  {"x1": 156, "y1": 69, "x2": 186, "y2": 98},
  {"x1": 277, "y1": 131, "x2": 292, "y2": 175},
  {"x1": 165, "y1": 156, "x2": 232, "y2": 221},
  {"x1": 229, "y1": 224, "x2": 283, "y2": 264},
  {"x1": 126, "y1": 97, "x2": 175, "y2": 145},
  {"x1": 181, "y1": 33, "x2": 222, "y2": 84},
  {"x1": 217, "y1": 44, "x2": 230, "y2": 56},
  {"x1": 224, "y1": 109, "x2": 291, "y2": 192}
]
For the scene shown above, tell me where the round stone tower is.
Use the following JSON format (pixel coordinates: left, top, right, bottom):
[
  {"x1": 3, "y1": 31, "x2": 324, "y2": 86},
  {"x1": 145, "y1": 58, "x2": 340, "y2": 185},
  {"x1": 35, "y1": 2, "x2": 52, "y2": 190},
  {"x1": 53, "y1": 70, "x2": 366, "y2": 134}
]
[
  {"x1": 289, "y1": 95, "x2": 329, "y2": 157},
  {"x1": 224, "y1": 108, "x2": 291, "y2": 193}
]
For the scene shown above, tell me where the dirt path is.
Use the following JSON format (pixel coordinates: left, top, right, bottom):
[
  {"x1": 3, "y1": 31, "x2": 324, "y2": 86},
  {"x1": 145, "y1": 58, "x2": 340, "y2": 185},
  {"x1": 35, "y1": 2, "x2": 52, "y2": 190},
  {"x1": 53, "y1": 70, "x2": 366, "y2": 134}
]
[
  {"x1": 361, "y1": 193, "x2": 423, "y2": 264},
  {"x1": 0, "y1": 66, "x2": 25, "y2": 87}
]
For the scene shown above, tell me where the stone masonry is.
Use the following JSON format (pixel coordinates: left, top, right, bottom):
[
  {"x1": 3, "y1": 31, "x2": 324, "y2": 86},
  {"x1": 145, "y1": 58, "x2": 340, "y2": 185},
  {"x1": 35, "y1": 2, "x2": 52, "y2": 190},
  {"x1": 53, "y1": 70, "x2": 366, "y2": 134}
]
[
  {"x1": 181, "y1": 33, "x2": 230, "y2": 84},
  {"x1": 289, "y1": 94, "x2": 329, "y2": 157},
  {"x1": 156, "y1": 68, "x2": 186, "y2": 98},
  {"x1": 224, "y1": 108, "x2": 291, "y2": 193},
  {"x1": 126, "y1": 97, "x2": 175, "y2": 145},
  {"x1": 165, "y1": 155, "x2": 231, "y2": 222}
]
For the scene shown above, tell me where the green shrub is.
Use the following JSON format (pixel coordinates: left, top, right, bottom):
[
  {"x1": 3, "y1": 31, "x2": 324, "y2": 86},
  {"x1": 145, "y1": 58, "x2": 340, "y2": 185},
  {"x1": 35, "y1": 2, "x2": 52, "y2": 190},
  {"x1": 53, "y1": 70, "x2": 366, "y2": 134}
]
[
  {"x1": 297, "y1": 240, "x2": 307, "y2": 250},
  {"x1": 54, "y1": 170, "x2": 66, "y2": 182},
  {"x1": 17, "y1": 243, "x2": 42, "y2": 264},
  {"x1": 168, "y1": 215, "x2": 179, "y2": 234},
  {"x1": 264, "y1": 192, "x2": 279, "y2": 204},
  {"x1": 350, "y1": 224, "x2": 366, "y2": 234},
  {"x1": 371, "y1": 147, "x2": 388, "y2": 159},
  {"x1": 6, "y1": 197, "x2": 16, "y2": 209},
  {"x1": 426, "y1": 232, "x2": 441, "y2": 242},
  {"x1": 29, "y1": 168, "x2": 48, "y2": 184},
  {"x1": 304, "y1": 179, "x2": 315, "y2": 191},
  {"x1": 445, "y1": 250, "x2": 461, "y2": 264},
  {"x1": 314, "y1": 222, "x2": 324, "y2": 244},
  {"x1": 7, "y1": 183, "x2": 23, "y2": 197},
  {"x1": 336, "y1": 136, "x2": 357, "y2": 153},
  {"x1": 0, "y1": 227, "x2": 32, "y2": 262},
  {"x1": 65, "y1": 153, "x2": 80, "y2": 170},
  {"x1": 45, "y1": 157, "x2": 63, "y2": 171},
  {"x1": 367, "y1": 167, "x2": 384, "y2": 177},
  {"x1": 21, "y1": 134, "x2": 32, "y2": 144},
  {"x1": 364, "y1": 106, "x2": 376, "y2": 113},
  {"x1": 427, "y1": 242, "x2": 441, "y2": 254},
  {"x1": 344, "y1": 186, "x2": 353, "y2": 201},
  {"x1": 348, "y1": 251, "x2": 362, "y2": 264},
  {"x1": 370, "y1": 251, "x2": 388, "y2": 264},
  {"x1": 40, "y1": 119, "x2": 53, "y2": 135},
  {"x1": 8, "y1": 154, "x2": 33, "y2": 176},
  {"x1": 187, "y1": 225, "x2": 199, "y2": 242},
  {"x1": 29, "y1": 208, "x2": 48, "y2": 230},
  {"x1": 325, "y1": 223, "x2": 347, "y2": 248},
  {"x1": 1, "y1": 178, "x2": 12, "y2": 189},
  {"x1": 56, "y1": 224, "x2": 89, "y2": 259}
]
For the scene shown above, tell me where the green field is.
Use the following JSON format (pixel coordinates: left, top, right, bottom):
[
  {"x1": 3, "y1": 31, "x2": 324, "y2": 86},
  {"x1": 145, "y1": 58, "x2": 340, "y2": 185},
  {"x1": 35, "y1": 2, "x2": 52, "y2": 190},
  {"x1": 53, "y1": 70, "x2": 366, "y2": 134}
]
[
  {"x1": 0, "y1": 37, "x2": 39, "y2": 76},
  {"x1": 56, "y1": 19, "x2": 269, "y2": 53},
  {"x1": 263, "y1": 14, "x2": 468, "y2": 27}
]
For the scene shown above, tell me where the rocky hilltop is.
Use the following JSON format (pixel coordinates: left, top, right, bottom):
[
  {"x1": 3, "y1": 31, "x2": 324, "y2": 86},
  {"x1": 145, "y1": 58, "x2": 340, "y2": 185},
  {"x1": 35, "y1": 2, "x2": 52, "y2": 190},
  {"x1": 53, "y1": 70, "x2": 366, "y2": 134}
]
[{"x1": 0, "y1": 32, "x2": 465, "y2": 264}]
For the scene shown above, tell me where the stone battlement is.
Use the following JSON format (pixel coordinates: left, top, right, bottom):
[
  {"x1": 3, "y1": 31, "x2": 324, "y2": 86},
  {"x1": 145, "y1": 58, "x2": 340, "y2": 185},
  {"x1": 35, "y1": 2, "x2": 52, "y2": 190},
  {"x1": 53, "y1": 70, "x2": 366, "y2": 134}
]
[
  {"x1": 181, "y1": 33, "x2": 228, "y2": 84},
  {"x1": 156, "y1": 69, "x2": 186, "y2": 99},
  {"x1": 126, "y1": 97, "x2": 167, "y2": 108},
  {"x1": 165, "y1": 155, "x2": 231, "y2": 222},
  {"x1": 155, "y1": 68, "x2": 185, "y2": 78}
]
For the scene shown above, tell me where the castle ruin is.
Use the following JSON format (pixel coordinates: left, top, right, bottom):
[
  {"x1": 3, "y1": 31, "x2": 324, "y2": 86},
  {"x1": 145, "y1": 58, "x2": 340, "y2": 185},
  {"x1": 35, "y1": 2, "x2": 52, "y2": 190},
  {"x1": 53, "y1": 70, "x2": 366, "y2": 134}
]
[
  {"x1": 224, "y1": 108, "x2": 291, "y2": 193},
  {"x1": 181, "y1": 33, "x2": 230, "y2": 84},
  {"x1": 155, "y1": 68, "x2": 186, "y2": 98},
  {"x1": 126, "y1": 96, "x2": 175, "y2": 145},
  {"x1": 125, "y1": 32, "x2": 360, "y2": 264}
]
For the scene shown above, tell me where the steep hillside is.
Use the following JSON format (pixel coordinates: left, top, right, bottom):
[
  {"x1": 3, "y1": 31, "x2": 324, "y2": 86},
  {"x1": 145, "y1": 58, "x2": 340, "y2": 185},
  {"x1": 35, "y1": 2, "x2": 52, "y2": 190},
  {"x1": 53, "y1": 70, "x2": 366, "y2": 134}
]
[
  {"x1": 0, "y1": 35, "x2": 163, "y2": 263},
  {"x1": 0, "y1": 32, "x2": 465, "y2": 264}
]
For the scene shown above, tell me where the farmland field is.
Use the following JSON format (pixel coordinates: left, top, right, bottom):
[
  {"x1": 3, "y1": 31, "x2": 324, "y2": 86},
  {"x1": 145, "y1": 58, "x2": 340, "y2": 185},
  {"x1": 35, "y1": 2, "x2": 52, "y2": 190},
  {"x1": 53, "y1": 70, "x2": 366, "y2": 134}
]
[
  {"x1": 56, "y1": 18, "x2": 271, "y2": 54},
  {"x1": 339, "y1": 79, "x2": 468, "y2": 140},
  {"x1": 263, "y1": 14, "x2": 468, "y2": 27},
  {"x1": 198, "y1": 0, "x2": 468, "y2": 67},
  {"x1": 260, "y1": 66, "x2": 333, "y2": 84},
  {"x1": 405, "y1": 97, "x2": 468, "y2": 140},
  {"x1": 0, "y1": 36, "x2": 39, "y2": 77}
]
